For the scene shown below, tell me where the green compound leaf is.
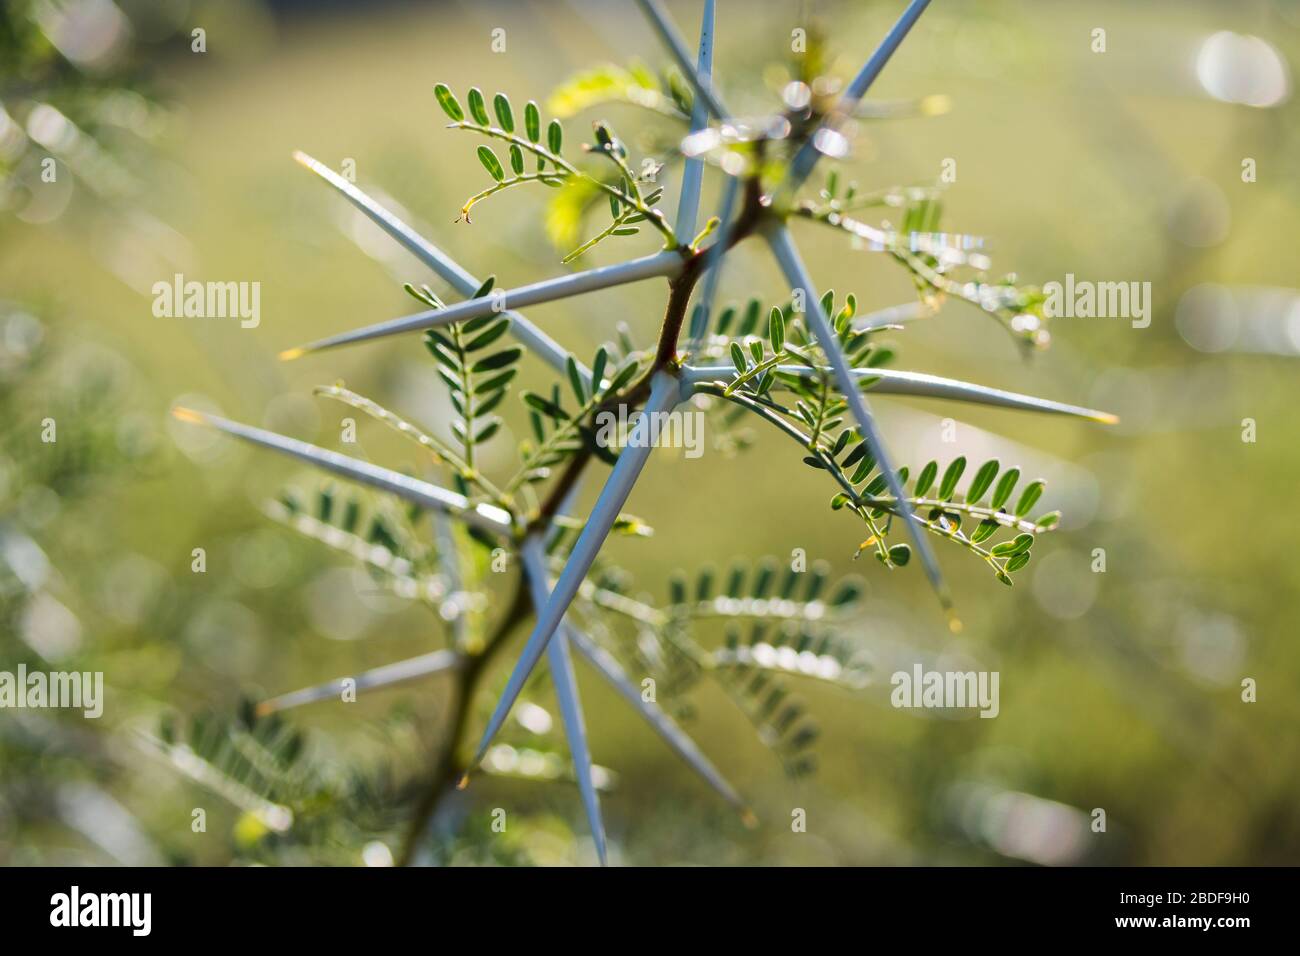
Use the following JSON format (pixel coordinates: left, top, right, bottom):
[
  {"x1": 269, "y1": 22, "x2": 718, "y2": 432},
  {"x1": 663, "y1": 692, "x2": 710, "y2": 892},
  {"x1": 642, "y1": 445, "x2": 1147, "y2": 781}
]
[
  {"x1": 525, "y1": 100, "x2": 541, "y2": 142},
  {"x1": 467, "y1": 86, "x2": 490, "y2": 125},
  {"x1": 913, "y1": 460, "x2": 938, "y2": 498},
  {"x1": 991, "y1": 467, "x2": 1021, "y2": 510},
  {"x1": 966, "y1": 458, "x2": 999, "y2": 504},
  {"x1": 938, "y1": 456, "x2": 966, "y2": 502},
  {"x1": 493, "y1": 92, "x2": 515, "y2": 132},
  {"x1": 1014, "y1": 480, "x2": 1045, "y2": 517},
  {"x1": 434, "y1": 83, "x2": 464, "y2": 121},
  {"x1": 477, "y1": 146, "x2": 505, "y2": 182},
  {"x1": 769, "y1": 307, "x2": 785, "y2": 354}
]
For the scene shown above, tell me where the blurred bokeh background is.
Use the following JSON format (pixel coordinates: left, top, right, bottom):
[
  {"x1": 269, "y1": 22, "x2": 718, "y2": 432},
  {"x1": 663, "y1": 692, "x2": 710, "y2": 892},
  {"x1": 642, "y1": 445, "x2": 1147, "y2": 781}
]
[{"x1": 2, "y1": 0, "x2": 1298, "y2": 866}]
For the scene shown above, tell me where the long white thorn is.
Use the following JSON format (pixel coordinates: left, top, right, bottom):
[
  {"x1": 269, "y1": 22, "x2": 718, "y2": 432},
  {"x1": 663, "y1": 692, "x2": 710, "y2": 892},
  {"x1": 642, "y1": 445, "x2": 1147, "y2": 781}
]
[
  {"x1": 634, "y1": 0, "x2": 730, "y2": 119},
  {"x1": 564, "y1": 626, "x2": 750, "y2": 818},
  {"x1": 782, "y1": 0, "x2": 933, "y2": 196},
  {"x1": 293, "y1": 151, "x2": 587, "y2": 383},
  {"x1": 520, "y1": 539, "x2": 608, "y2": 865},
  {"x1": 464, "y1": 372, "x2": 679, "y2": 776},
  {"x1": 256, "y1": 650, "x2": 463, "y2": 715},
  {"x1": 280, "y1": 250, "x2": 684, "y2": 360},
  {"x1": 169, "y1": 407, "x2": 511, "y2": 534},
  {"x1": 854, "y1": 300, "x2": 927, "y2": 331},
  {"x1": 674, "y1": 0, "x2": 715, "y2": 240},
  {"x1": 765, "y1": 225, "x2": 953, "y2": 618},
  {"x1": 549, "y1": 629, "x2": 608, "y2": 864},
  {"x1": 682, "y1": 364, "x2": 1119, "y2": 423}
]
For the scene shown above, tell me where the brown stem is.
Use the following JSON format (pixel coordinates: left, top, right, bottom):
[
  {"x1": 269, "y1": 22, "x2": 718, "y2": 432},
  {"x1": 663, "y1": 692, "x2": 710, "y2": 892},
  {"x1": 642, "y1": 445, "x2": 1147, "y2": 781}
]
[
  {"x1": 653, "y1": 175, "x2": 766, "y2": 372},
  {"x1": 653, "y1": 259, "x2": 705, "y2": 370}
]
